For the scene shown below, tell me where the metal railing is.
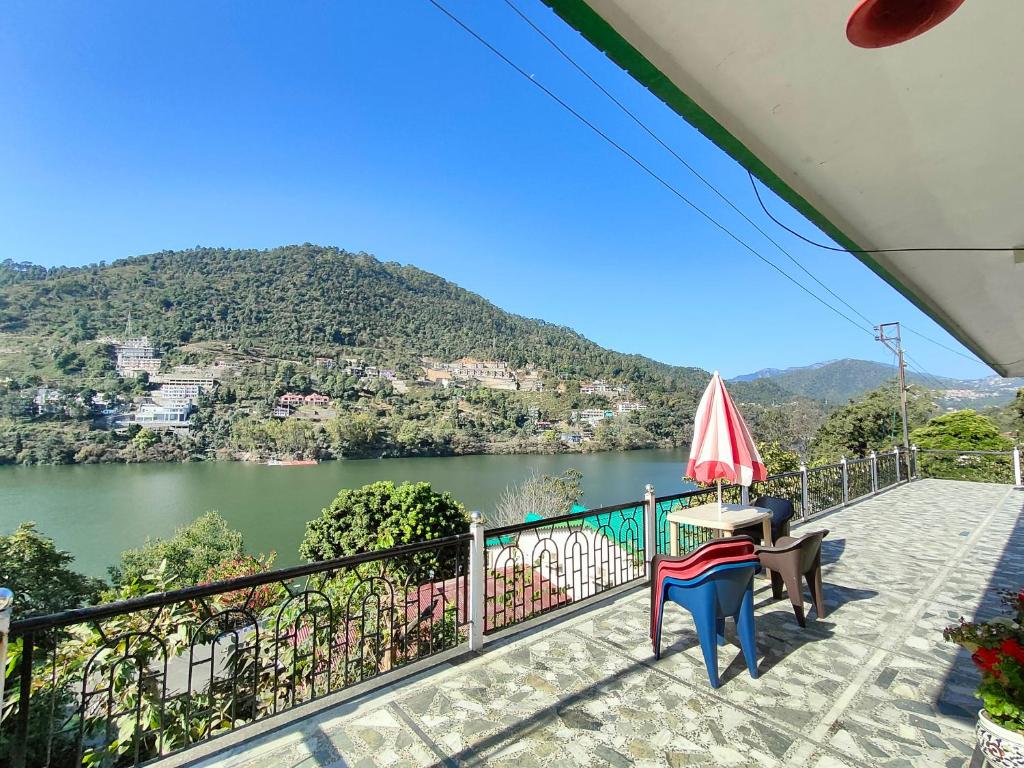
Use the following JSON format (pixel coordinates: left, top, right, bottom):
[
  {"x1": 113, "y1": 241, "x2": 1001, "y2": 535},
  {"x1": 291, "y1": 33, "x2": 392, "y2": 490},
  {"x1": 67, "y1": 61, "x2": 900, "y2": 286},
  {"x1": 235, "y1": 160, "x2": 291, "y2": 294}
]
[
  {"x1": 3, "y1": 443, "x2": 1018, "y2": 766},
  {"x1": 482, "y1": 500, "x2": 647, "y2": 633},
  {"x1": 2, "y1": 535, "x2": 471, "y2": 767}
]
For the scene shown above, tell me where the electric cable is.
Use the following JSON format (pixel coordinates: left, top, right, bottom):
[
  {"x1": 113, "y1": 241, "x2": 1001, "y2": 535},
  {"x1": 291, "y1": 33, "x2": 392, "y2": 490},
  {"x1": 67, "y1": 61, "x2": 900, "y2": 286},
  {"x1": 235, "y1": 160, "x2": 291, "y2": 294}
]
[{"x1": 425, "y1": 0, "x2": 875, "y2": 337}]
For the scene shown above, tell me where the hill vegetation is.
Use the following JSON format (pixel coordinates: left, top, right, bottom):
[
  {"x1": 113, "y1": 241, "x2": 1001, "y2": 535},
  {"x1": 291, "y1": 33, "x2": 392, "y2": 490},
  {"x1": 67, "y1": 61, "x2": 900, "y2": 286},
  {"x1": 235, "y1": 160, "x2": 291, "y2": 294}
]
[{"x1": 0, "y1": 245, "x2": 732, "y2": 463}]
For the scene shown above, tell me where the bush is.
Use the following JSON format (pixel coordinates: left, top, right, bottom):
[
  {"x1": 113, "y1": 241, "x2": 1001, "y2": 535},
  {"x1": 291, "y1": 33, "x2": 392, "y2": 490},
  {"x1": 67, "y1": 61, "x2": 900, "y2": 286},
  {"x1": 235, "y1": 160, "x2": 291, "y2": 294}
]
[
  {"x1": 300, "y1": 481, "x2": 468, "y2": 576},
  {"x1": 110, "y1": 511, "x2": 244, "y2": 587},
  {"x1": 911, "y1": 410, "x2": 1014, "y2": 483},
  {"x1": 0, "y1": 522, "x2": 104, "y2": 617}
]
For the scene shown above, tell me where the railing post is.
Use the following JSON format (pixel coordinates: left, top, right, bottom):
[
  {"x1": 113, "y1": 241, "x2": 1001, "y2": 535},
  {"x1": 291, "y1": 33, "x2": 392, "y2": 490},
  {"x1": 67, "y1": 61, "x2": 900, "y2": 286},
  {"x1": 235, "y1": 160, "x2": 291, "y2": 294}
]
[
  {"x1": 1014, "y1": 446, "x2": 1022, "y2": 488},
  {"x1": 644, "y1": 484, "x2": 657, "y2": 574},
  {"x1": 11, "y1": 629, "x2": 32, "y2": 768},
  {"x1": 911, "y1": 444, "x2": 919, "y2": 480},
  {"x1": 0, "y1": 588, "x2": 12, "y2": 724},
  {"x1": 894, "y1": 446, "x2": 901, "y2": 482},
  {"x1": 840, "y1": 456, "x2": 849, "y2": 506},
  {"x1": 800, "y1": 463, "x2": 809, "y2": 518},
  {"x1": 468, "y1": 511, "x2": 485, "y2": 652},
  {"x1": 870, "y1": 451, "x2": 878, "y2": 494}
]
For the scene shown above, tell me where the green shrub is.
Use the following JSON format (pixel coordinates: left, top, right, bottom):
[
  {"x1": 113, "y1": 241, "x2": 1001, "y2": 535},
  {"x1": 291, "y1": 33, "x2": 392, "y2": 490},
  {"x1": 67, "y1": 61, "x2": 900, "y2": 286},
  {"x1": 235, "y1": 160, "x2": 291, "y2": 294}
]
[
  {"x1": 300, "y1": 481, "x2": 468, "y2": 578},
  {"x1": 110, "y1": 511, "x2": 244, "y2": 587},
  {"x1": 0, "y1": 523, "x2": 104, "y2": 618}
]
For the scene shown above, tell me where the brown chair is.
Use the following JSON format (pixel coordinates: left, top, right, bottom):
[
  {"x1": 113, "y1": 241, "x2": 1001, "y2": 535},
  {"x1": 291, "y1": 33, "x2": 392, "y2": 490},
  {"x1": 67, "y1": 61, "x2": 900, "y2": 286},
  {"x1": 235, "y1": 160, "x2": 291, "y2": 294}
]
[{"x1": 754, "y1": 530, "x2": 829, "y2": 627}]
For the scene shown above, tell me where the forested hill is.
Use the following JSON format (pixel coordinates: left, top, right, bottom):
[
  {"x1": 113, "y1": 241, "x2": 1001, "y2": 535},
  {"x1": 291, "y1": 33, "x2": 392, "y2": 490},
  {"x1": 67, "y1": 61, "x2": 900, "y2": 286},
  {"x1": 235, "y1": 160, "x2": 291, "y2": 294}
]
[{"x1": 0, "y1": 245, "x2": 707, "y2": 392}]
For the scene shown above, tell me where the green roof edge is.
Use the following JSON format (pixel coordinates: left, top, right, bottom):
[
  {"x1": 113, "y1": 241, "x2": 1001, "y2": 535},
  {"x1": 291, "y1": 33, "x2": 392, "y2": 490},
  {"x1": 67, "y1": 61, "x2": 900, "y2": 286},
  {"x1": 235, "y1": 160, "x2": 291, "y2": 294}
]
[{"x1": 541, "y1": 0, "x2": 1000, "y2": 374}]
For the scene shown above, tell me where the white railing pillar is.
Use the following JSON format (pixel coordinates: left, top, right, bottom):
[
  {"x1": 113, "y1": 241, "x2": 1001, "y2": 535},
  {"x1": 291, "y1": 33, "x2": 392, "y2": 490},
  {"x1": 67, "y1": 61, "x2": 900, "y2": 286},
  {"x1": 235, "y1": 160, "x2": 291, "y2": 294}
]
[
  {"x1": 894, "y1": 446, "x2": 901, "y2": 482},
  {"x1": 644, "y1": 484, "x2": 657, "y2": 575},
  {"x1": 468, "y1": 511, "x2": 485, "y2": 652},
  {"x1": 0, "y1": 588, "x2": 12, "y2": 711},
  {"x1": 840, "y1": 456, "x2": 849, "y2": 506},
  {"x1": 869, "y1": 450, "x2": 878, "y2": 494},
  {"x1": 800, "y1": 463, "x2": 809, "y2": 518},
  {"x1": 911, "y1": 444, "x2": 919, "y2": 480},
  {"x1": 1014, "y1": 446, "x2": 1022, "y2": 488}
]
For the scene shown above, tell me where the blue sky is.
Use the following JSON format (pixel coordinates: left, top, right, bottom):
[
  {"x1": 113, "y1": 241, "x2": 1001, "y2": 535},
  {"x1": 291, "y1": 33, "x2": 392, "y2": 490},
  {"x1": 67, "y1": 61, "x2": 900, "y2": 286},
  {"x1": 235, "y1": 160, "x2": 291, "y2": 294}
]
[{"x1": 0, "y1": 1, "x2": 993, "y2": 380}]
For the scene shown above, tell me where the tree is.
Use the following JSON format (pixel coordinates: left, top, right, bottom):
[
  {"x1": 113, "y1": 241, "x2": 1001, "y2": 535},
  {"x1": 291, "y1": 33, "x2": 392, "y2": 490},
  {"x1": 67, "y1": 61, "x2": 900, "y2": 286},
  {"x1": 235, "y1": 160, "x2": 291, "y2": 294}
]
[
  {"x1": 758, "y1": 441, "x2": 801, "y2": 475},
  {"x1": 911, "y1": 410, "x2": 1014, "y2": 482},
  {"x1": 809, "y1": 383, "x2": 936, "y2": 463},
  {"x1": 0, "y1": 523, "x2": 104, "y2": 617},
  {"x1": 300, "y1": 481, "x2": 468, "y2": 573},
  {"x1": 492, "y1": 469, "x2": 584, "y2": 527},
  {"x1": 110, "y1": 511, "x2": 245, "y2": 586},
  {"x1": 1011, "y1": 388, "x2": 1024, "y2": 440}
]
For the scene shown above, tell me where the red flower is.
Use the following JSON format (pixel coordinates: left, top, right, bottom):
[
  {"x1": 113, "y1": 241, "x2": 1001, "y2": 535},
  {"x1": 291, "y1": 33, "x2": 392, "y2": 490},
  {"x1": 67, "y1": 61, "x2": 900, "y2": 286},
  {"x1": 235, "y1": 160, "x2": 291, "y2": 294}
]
[
  {"x1": 1000, "y1": 638, "x2": 1024, "y2": 666},
  {"x1": 973, "y1": 647, "x2": 1003, "y2": 674}
]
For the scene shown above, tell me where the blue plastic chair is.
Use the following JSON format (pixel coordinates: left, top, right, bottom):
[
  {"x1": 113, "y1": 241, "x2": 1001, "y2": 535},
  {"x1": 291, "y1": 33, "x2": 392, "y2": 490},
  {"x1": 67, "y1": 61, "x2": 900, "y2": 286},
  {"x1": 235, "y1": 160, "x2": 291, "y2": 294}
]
[{"x1": 653, "y1": 561, "x2": 760, "y2": 688}]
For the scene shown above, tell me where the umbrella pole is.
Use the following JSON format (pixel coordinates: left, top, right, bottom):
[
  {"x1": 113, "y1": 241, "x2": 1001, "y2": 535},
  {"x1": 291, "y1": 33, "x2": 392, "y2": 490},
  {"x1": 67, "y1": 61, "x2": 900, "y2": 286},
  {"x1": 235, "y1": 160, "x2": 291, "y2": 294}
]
[{"x1": 717, "y1": 478, "x2": 723, "y2": 515}]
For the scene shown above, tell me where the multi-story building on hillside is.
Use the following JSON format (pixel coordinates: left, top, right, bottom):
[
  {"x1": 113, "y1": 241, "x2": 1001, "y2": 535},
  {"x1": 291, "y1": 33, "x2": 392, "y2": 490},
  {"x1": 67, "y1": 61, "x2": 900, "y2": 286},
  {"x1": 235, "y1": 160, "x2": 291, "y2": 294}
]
[
  {"x1": 580, "y1": 379, "x2": 620, "y2": 396},
  {"x1": 115, "y1": 337, "x2": 161, "y2": 378}
]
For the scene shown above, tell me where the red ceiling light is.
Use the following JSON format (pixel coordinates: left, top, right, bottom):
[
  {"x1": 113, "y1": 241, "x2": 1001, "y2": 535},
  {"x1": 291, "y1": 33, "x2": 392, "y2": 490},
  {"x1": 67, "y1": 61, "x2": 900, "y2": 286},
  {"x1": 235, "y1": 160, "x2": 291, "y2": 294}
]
[{"x1": 847, "y1": 0, "x2": 967, "y2": 48}]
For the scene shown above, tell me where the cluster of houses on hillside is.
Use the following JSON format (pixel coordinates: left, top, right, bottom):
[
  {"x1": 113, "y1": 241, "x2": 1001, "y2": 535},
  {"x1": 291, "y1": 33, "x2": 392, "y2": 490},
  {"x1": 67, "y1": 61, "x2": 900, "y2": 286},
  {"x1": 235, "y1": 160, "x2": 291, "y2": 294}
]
[
  {"x1": 421, "y1": 358, "x2": 544, "y2": 392},
  {"x1": 273, "y1": 392, "x2": 332, "y2": 418}
]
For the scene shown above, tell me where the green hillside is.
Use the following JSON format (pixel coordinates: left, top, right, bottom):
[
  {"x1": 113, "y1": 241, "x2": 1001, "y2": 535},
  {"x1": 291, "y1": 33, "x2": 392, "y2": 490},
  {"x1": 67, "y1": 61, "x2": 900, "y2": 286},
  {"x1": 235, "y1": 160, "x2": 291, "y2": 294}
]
[
  {"x1": 0, "y1": 245, "x2": 706, "y2": 389},
  {"x1": 2, "y1": 245, "x2": 749, "y2": 464}
]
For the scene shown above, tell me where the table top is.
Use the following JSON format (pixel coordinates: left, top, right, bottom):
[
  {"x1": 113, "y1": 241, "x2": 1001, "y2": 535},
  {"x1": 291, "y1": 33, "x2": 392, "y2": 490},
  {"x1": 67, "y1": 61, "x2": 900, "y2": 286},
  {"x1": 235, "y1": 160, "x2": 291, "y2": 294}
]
[{"x1": 665, "y1": 503, "x2": 770, "y2": 531}]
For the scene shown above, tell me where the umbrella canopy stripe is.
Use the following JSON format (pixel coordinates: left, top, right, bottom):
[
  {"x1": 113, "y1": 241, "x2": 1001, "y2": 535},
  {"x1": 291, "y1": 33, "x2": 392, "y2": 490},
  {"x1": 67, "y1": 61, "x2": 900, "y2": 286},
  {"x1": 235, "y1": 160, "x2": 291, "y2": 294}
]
[{"x1": 686, "y1": 372, "x2": 766, "y2": 487}]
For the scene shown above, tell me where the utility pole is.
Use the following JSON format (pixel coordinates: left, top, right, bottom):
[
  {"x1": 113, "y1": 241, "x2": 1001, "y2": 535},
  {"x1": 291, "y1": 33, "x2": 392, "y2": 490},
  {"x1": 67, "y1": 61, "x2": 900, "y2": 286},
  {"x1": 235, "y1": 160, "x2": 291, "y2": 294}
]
[{"x1": 876, "y1": 322, "x2": 911, "y2": 477}]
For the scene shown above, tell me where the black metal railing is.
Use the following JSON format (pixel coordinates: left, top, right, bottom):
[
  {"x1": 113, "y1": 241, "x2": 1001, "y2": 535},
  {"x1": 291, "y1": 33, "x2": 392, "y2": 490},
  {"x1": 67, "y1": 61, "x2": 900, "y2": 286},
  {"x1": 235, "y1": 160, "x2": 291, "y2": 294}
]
[
  {"x1": 3, "y1": 535, "x2": 471, "y2": 768},
  {"x1": 482, "y1": 501, "x2": 646, "y2": 633},
  {"x1": 750, "y1": 470, "x2": 804, "y2": 517},
  {"x1": 876, "y1": 452, "x2": 898, "y2": 489},
  {"x1": 846, "y1": 457, "x2": 873, "y2": 502},
  {"x1": 915, "y1": 449, "x2": 1016, "y2": 485},
  {"x1": 806, "y1": 464, "x2": 844, "y2": 514}
]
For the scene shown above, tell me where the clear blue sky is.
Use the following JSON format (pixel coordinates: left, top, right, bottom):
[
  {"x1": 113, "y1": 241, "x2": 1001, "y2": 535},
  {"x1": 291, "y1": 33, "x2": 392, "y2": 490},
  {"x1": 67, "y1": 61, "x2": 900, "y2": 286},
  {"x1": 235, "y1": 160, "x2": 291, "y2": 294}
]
[{"x1": 0, "y1": 0, "x2": 993, "y2": 380}]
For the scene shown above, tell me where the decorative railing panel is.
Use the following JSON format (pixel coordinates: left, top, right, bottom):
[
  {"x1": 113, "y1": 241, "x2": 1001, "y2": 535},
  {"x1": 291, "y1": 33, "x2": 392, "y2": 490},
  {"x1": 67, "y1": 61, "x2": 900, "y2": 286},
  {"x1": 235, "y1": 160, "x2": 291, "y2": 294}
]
[
  {"x1": 3, "y1": 535, "x2": 471, "y2": 767},
  {"x1": 876, "y1": 453, "x2": 898, "y2": 489},
  {"x1": 846, "y1": 458, "x2": 873, "y2": 502},
  {"x1": 482, "y1": 501, "x2": 646, "y2": 633},
  {"x1": 805, "y1": 464, "x2": 844, "y2": 514},
  {"x1": 749, "y1": 471, "x2": 804, "y2": 517},
  {"x1": 653, "y1": 485, "x2": 742, "y2": 556}
]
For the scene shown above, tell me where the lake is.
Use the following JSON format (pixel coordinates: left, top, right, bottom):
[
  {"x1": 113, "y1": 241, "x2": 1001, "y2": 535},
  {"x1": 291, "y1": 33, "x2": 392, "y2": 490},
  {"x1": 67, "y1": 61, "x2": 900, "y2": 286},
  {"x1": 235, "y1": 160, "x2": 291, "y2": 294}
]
[{"x1": 0, "y1": 449, "x2": 693, "y2": 577}]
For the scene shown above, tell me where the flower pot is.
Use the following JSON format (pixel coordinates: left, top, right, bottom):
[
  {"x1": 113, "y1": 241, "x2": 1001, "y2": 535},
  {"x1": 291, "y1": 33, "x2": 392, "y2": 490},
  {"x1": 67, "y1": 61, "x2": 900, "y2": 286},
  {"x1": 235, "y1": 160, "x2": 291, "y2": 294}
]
[{"x1": 977, "y1": 709, "x2": 1024, "y2": 767}]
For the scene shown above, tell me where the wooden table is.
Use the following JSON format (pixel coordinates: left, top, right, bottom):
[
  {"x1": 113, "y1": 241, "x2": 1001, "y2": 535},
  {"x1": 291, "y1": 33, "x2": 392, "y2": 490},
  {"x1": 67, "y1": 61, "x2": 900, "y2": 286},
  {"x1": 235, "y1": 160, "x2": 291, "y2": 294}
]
[{"x1": 666, "y1": 502, "x2": 772, "y2": 556}]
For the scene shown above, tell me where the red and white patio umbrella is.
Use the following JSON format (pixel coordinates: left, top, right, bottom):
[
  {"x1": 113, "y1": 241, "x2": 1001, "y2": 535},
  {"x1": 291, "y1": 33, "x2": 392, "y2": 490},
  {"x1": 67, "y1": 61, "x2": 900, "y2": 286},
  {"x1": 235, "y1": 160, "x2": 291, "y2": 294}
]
[{"x1": 685, "y1": 371, "x2": 767, "y2": 512}]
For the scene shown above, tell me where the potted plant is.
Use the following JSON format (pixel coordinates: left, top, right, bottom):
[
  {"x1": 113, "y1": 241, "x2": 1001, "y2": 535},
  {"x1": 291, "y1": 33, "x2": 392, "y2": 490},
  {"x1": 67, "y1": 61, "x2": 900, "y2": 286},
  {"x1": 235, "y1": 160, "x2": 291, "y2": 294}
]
[{"x1": 944, "y1": 589, "x2": 1024, "y2": 766}]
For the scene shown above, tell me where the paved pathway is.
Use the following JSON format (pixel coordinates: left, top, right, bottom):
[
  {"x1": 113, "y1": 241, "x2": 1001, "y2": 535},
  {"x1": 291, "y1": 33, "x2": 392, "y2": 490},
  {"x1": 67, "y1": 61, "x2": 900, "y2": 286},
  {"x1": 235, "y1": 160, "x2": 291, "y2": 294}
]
[{"x1": 192, "y1": 480, "x2": 1024, "y2": 767}]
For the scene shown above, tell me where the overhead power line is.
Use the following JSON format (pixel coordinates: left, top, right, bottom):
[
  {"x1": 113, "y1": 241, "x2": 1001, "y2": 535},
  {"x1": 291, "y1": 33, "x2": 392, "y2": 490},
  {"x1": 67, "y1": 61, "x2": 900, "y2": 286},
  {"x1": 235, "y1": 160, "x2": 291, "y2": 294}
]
[
  {"x1": 504, "y1": 0, "x2": 987, "y2": 371},
  {"x1": 747, "y1": 171, "x2": 1015, "y2": 254},
  {"x1": 500, "y1": 0, "x2": 877, "y2": 332},
  {"x1": 426, "y1": 0, "x2": 874, "y2": 338}
]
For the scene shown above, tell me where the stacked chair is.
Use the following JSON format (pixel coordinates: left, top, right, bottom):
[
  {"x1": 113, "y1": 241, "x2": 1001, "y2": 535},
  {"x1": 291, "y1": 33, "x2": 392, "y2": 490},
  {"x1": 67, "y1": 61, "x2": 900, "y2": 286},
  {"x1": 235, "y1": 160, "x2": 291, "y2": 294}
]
[{"x1": 650, "y1": 537, "x2": 760, "y2": 688}]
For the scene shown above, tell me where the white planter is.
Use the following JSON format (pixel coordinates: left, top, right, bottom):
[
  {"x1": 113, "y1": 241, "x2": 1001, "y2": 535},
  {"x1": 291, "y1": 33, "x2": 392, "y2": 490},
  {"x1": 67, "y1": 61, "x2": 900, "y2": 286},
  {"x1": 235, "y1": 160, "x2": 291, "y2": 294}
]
[{"x1": 977, "y1": 709, "x2": 1024, "y2": 767}]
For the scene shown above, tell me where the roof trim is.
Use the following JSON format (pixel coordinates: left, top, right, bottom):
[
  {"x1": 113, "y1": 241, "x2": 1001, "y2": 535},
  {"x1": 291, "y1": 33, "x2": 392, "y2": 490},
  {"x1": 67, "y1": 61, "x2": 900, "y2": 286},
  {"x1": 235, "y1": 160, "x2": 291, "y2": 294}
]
[{"x1": 542, "y1": 0, "x2": 1002, "y2": 374}]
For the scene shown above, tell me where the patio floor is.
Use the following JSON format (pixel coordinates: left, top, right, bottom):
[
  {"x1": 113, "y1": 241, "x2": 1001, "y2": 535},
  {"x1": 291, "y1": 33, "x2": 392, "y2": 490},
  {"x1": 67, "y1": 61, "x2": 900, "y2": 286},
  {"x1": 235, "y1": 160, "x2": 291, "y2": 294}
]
[{"x1": 190, "y1": 479, "x2": 1024, "y2": 768}]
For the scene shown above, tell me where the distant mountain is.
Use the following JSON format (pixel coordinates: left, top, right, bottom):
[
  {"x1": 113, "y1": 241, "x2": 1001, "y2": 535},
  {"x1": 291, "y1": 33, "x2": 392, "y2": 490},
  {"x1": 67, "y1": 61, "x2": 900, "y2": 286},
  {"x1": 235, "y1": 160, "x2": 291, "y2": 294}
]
[
  {"x1": 731, "y1": 358, "x2": 1024, "y2": 408},
  {"x1": 731, "y1": 360, "x2": 837, "y2": 383}
]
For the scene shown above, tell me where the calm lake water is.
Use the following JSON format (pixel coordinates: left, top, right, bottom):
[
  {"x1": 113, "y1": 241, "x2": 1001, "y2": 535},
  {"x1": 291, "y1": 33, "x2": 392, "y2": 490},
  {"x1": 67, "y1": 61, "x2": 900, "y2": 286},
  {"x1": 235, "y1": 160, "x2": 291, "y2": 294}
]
[{"x1": 0, "y1": 449, "x2": 693, "y2": 577}]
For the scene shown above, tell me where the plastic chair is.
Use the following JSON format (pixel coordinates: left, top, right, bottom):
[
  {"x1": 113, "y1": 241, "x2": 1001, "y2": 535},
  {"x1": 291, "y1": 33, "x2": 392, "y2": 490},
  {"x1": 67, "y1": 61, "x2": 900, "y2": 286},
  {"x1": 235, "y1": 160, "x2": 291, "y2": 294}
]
[
  {"x1": 734, "y1": 495, "x2": 796, "y2": 545},
  {"x1": 650, "y1": 538, "x2": 760, "y2": 688},
  {"x1": 755, "y1": 529, "x2": 829, "y2": 627}
]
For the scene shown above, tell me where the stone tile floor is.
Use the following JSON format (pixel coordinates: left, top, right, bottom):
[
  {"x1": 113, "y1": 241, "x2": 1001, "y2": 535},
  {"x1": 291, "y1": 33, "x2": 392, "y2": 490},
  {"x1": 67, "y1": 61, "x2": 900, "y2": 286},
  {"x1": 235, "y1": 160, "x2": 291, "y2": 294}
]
[{"x1": 192, "y1": 480, "x2": 1024, "y2": 768}]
